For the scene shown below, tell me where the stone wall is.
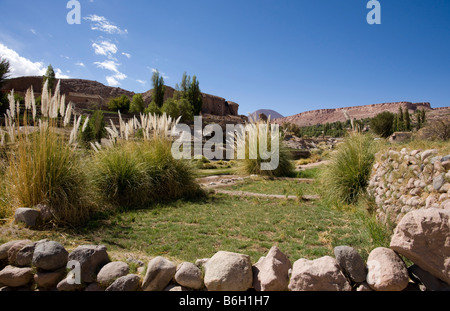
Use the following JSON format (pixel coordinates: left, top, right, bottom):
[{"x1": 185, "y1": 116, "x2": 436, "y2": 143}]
[
  {"x1": 368, "y1": 148, "x2": 450, "y2": 226},
  {"x1": 1, "y1": 207, "x2": 449, "y2": 292}
]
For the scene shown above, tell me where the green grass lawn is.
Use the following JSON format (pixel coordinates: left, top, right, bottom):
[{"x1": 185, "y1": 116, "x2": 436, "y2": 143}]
[
  {"x1": 0, "y1": 193, "x2": 384, "y2": 264},
  {"x1": 228, "y1": 178, "x2": 318, "y2": 197}
]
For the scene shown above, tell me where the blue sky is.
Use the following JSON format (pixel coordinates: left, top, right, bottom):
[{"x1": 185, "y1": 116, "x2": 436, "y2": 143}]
[{"x1": 0, "y1": 0, "x2": 449, "y2": 117}]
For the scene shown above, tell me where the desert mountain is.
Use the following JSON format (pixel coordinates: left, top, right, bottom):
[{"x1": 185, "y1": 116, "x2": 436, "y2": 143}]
[{"x1": 274, "y1": 102, "x2": 440, "y2": 127}]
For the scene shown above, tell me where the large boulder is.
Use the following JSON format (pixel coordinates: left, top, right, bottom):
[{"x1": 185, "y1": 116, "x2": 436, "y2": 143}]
[
  {"x1": 366, "y1": 247, "x2": 409, "y2": 291},
  {"x1": 142, "y1": 257, "x2": 176, "y2": 291},
  {"x1": 174, "y1": 262, "x2": 203, "y2": 290},
  {"x1": 390, "y1": 208, "x2": 450, "y2": 285},
  {"x1": 204, "y1": 251, "x2": 253, "y2": 291},
  {"x1": 334, "y1": 246, "x2": 367, "y2": 283},
  {"x1": 68, "y1": 245, "x2": 110, "y2": 283},
  {"x1": 32, "y1": 241, "x2": 68, "y2": 271},
  {"x1": 288, "y1": 256, "x2": 352, "y2": 291},
  {"x1": 96, "y1": 261, "x2": 130, "y2": 287},
  {"x1": 0, "y1": 265, "x2": 34, "y2": 287},
  {"x1": 252, "y1": 246, "x2": 291, "y2": 291}
]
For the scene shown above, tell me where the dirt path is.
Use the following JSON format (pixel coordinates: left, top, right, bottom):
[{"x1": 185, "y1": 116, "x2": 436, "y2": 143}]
[{"x1": 296, "y1": 160, "x2": 330, "y2": 171}]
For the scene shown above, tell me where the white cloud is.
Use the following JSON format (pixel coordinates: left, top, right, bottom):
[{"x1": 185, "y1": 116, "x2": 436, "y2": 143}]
[
  {"x1": 122, "y1": 52, "x2": 131, "y2": 59},
  {"x1": 0, "y1": 43, "x2": 46, "y2": 77},
  {"x1": 55, "y1": 68, "x2": 70, "y2": 79},
  {"x1": 136, "y1": 79, "x2": 146, "y2": 85},
  {"x1": 30, "y1": 29, "x2": 37, "y2": 35},
  {"x1": 84, "y1": 15, "x2": 128, "y2": 35},
  {"x1": 92, "y1": 40, "x2": 118, "y2": 57},
  {"x1": 94, "y1": 60, "x2": 127, "y2": 86},
  {"x1": 75, "y1": 62, "x2": 85, "y2": 67}
]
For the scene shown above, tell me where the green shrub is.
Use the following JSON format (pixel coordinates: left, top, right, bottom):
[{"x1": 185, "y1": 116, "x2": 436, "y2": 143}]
[
  {"x1": 108, "y1": 95, "x2": 131, "y2": 113},
  {"x1": 81, "y1": 110, "x2": 106, "y2": 144},
  {"x1": 320, "y1": 133, "x2": 377, "y2": 205},
  {"x1": 144, "y1": 101, "x2": 161, "y2": 115},
  {"x1": 129, "y1": 94, "x2": 146, "y2": 114},
  {"x1": 161, "y1": 98, "x2": 180, "y2": 118},
  {"x1": 90, "y1": 138, "x2": 202, "y2": 209},
  {"x1": 370, "y1": 112, "x2": 395, "y2": 138}
]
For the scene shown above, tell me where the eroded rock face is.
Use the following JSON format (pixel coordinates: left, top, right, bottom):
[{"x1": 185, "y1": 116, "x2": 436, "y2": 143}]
[
  {"x1": 288, "y1": 256, "x2": 352, "y2": 291},
  {"x1": 366, "y1": 248, "x2": 409, "y2": 291},
  {"x1": 390, "y1": 208, "x2": 450, "y2": 285},
  {"x1": 204, "y1": 251, "x2": 253, "y2": 291},
  {"x1": 253, "y1": 246, "x2": 291, "y2": 291}
]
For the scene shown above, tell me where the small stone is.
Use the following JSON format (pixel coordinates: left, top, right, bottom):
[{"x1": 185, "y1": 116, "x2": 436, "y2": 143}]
[
  {"x1": 14, "y1": 208, "x2": 41, "y2": 228},
  {"x1": 421, "y1": 149, "x2": 438, "y2": 161},
  {"x1": 142, "y1": 257, "x2": 176, "y2": 291},
  {"x1": 204, "y1": 251, "x2": 253, "y2": 292},
  {"x1": 15, "y1": 243, "x2": 36, "y2": 267},
  {"x1": 105, "y1": 274, "x2": 141, "y2": 292},
  {"x1": 7, "y1": 240, "x2": 33, "y2": 266},
  {"x1": 366, "y1": 248, "x2": 409, "y2": 291},
  {"x1": 174, "y1": 262, "x2": 203, "y2": 290},
  {"x1": 34, "y1": 268, "x2": 65, "y2": 289},
  {"x1": 68, "y1": 245, "x2": 110, "y2": 283},
  {"x1": 0, "y1": 265, "x2": 34, "y2": 287},
  {"x1": 433, "y1": 174, "x2": 445, "y2": 191},
  {"x1": 288, "y1": 256, "x2": 352, "y2": 291},
  {"x1": 195, "y1": 258, "x2": 209, "y2": 267},
  {"x1": 253, "y1": 246, "x2": 291, "y2": 291},
  {"x1": 32, "y1": 241, "x2": 68, "y2": 271},
  {"x1": 0, "y1": 241, "x2": 22, "y2": 261},
  {"x1": 334, "y1": 246, "x2": 367, "y2": 283},
  {"x1": 96, "y1": 261, "x2": 130, "y2": 287},
  {"x1": 56, "y1": 278, "x2": 86, "y2": 291}
]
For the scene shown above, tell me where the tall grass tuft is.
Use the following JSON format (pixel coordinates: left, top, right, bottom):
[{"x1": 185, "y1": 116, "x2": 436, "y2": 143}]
[
  {"x1": 5, "y1": 126, "x2": 97, "y2": 225},
  {"x1": 320, "y1": 133, "x2": 377, "y2": 205},
  {"x1": 90, "y1": 137, "x2": 202, "y2": 209},
  {"x1": 2, "y1": 82, "x2": 97, "y2": 226},
  {"x1": 232, "y1": 119, "x2": 294, "y2": 177}
]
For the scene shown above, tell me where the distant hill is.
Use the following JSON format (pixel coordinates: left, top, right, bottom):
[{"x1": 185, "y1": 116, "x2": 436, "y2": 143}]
[
  {"x1": 274, "y1": 102, "x2": 436, "y2": 127},
  {"x1": 250, "y1": 109, "x2": 284, "y2": 121},
  {"x1": 1, "y1": 76, "x2": 240, "y2": 117}
]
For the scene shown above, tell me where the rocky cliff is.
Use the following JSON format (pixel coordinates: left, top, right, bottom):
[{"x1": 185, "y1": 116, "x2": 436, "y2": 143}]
[
  {"x1": 275, "y1": 102, "x2": 433, "y2": 127},
  {"x1": 1, "y1": 76, "x2": 240, "y2": 117}
]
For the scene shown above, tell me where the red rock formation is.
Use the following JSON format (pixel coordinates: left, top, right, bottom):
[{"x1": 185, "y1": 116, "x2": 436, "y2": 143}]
[{"x1": 275, "y1": 102, "x2": 434, "y2": 127}]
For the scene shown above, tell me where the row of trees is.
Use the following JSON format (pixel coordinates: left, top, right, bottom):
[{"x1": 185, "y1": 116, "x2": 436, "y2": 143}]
[
  {"x1": 108, "y1": 70, "x2": 203, "y2": 122},
  {"x1": 370, "y1": 107, "x2": 427, "y2": 138}
]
